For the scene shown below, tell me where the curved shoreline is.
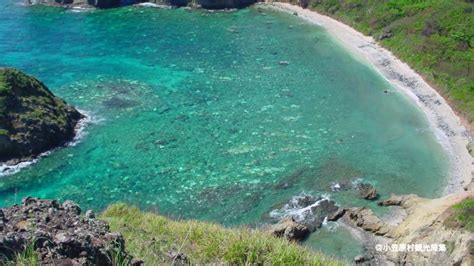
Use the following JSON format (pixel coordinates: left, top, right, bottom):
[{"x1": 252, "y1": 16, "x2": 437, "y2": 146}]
[
  {"x1": 0, "y1": 110, "x2": 92, "y2": 177},
  {"x1": 264, "y1": 2, "x2": 473, "y2": 194}
]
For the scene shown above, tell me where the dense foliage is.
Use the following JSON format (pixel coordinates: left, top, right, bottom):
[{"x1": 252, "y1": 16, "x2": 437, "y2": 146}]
[
  {"x1": 0, "y1": 68, "x2": 82, "y2": 161},
  {"x1": 290, "y1": 0, "x2": 474, "y2": 124}
]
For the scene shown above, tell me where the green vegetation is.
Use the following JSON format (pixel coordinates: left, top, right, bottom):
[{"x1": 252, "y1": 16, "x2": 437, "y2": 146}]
[
  {"x1": 102, "y1": 203, "x2": 345, "y2": 265},
  {"x1": 293, "y1": 0, "x2": 474, "y2": 124},
  {"x1": 444, "y1": 197, "x2": 474, "y2": 231},
  {"x1": 0, "y1": 68, "x2": 82, "y2": 161},
  {"x1": 2, "y1": 243, "x2": 39, "y2": 266}
]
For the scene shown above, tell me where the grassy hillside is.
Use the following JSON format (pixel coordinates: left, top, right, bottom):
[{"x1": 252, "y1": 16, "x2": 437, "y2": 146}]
[
  {"x1": 101, "y1": 204, "x2": 345, "y2": 265},
  {"x1": 291, "y1": 0, "x2": 474, "y2": 125},
  {"x1": 444, "y1": 197, "x2": 474, "y2": 232}
]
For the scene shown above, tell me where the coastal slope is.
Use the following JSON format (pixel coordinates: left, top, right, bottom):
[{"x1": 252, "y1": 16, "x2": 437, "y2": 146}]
[
  {"x1": 267, "y1": 2, "x2": 473, "y2": 193},
  {"x1": 381, "y1": 193, "x2": 473, "y2": 265},
  {"x1": 27, "y1": 0, "x2": 257, "y2": 9},
  {"x1": 277, "y1": 0, "x2": 474, "y2": 128},
  {"x1": 0, "y1": 68, "x2": 83, "y2": 164},
  {"x1": 101, "y1": 203, "x2": 344, "y2": 265},
  {"x1": 0, "y1": 198, "x2": 344, "y2": 265}
]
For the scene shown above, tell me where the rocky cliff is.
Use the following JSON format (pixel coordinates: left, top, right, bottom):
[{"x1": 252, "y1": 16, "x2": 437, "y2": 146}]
[
  {"x1": 0, "y1": 68, "x2": 83, "y2": 164},
  {"x1": 344, "y1": 193, "x2": 474, "y2": 265},
  {"x1": 0, "y1": 197, "x2": 140, "y2": 265},
  {"x1": 26, "y1": 0, "x2": 258, "y2": 9}
]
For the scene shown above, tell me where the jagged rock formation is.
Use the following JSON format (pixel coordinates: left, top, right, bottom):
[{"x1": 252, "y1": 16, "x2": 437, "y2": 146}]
[
  {"x1": 266, "y1": 194, "x2": 345, "y2": 241},
  {"x1": 0, "y1": 68, "x2": 83, "y2": 164},
  {"x1": 356, "y1": 183, "x2": 378, "y2": 200},
  {"x1": 265, "y1": 217, "x2": 310, "y2": 241},
  {"x1": 344, "y1": 207, "x2": 393, "y2": 236},
  {"x1": 382, "y1": 193, "x2": 473, "y2": 265},
  {"x1": 0, "y1": 197, "x2": 139, "y2": 265},
  {"x1": 343, "y1": 193, "x2": 473, "y2": 265}
]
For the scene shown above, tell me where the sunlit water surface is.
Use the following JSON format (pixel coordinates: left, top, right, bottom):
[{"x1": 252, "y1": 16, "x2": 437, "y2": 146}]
[{"x1": 0, "y1": 1, "x2": 449, "y2": 260}]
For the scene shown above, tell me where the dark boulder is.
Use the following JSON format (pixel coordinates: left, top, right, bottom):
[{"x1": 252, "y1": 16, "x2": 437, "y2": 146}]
[
  {"x1": 269, "y1": 194, "x2": 344, "y2": 232},
  {"x1": 354, "y1": 254, "x2": 374, "y2": 265},
  {"x1": 298, "y1": 0, "x2": 308, "y2": 8},
  {"x1": 266, "y1": 217, "x2": 310, "y2": 241},
  {"x1": 195, "y1": 0, "x2": 256, "y2": 9},
  {"x1": 378, "y1": 29, "x2": 393, "y2": 40},
  {"x1": 327, "y1": 208, "x2": 345, "y2": 221},
  {"x1": 0, "y1": 68, "x2": 83, "y2": 163},
  {"x1": 87, "y1": 0, "x2": 124, "y2": 8},
  {"x1": 356, "y1": 183, "x2": 378, "y2": 200},
  {"x1": 0, "y1": 197, "x2": 136, "y2": 265}
]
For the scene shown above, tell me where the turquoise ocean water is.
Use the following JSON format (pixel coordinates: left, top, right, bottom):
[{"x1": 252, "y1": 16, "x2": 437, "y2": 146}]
[{"x1": 0, "y1": 1, "x2": 449, "y2": 259}]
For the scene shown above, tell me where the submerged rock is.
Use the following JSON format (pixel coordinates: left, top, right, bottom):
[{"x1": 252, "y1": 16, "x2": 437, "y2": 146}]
[
  {"x1": 102, "y1": 96, "x2": 139, "y2": 109},
  {"x1": 329, "y1": 180, "x2": 353, "y2": 192},
  {"x1": 0, "y1": 197, "x2": 135, "y2": 265},
  {"x1": 275, "y1": 159, "x2": 366, "y2": 192},
  {"x1": 0, "y1": 68, "x2": 83, "y2": 163},
  {"x1": 356, "y1": 183, "x2": 378, "y2": 200}
]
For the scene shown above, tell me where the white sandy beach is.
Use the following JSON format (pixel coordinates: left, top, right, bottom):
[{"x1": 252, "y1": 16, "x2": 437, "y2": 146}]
[{"x1": 264, "y1": 2, "x2": 473, "y2": 194}]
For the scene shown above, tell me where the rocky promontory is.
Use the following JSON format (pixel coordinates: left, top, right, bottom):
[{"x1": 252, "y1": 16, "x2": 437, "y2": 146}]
[
  {"x1": 0, "y1": 197, "x2": 138, "y2": 265},
  {"x1": 0, "y1": 68, "x2": 83, "y2": 164},
  {"x1": 341, "y1": 193, "x2": 474, "y2": 265}
]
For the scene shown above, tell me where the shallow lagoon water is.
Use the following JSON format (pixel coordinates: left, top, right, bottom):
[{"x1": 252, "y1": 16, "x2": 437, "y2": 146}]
[{"x1": 0, "y1": 1, "x2": 449, "y2": 260}]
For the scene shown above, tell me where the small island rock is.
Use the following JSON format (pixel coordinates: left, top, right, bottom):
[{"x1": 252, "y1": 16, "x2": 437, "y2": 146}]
[
  {"x1": 0, "y1": 68, "x2": 83, "y2": 163},
  {"x1": 356, "y1": 183, "x2": 378, "y2": 200}
]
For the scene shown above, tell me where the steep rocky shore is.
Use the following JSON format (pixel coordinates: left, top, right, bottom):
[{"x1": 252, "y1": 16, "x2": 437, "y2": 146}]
[
  {"x1": 26, "y1": 0, "x2": 257, "y2": 9},
  {"x1": 0, "y1": 68, "x2": 83, "y2": 166},
  {"x1": 340, "y1": 193, "x2": 474, "y2": 265}
]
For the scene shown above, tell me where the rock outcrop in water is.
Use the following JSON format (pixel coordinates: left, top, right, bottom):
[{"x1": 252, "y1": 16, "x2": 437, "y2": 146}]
[
  {"x1": 0, "y1": 197, "x2": 138, "y2": 265},
  {"x1": 356, "y1": 183, "x2": 378, "y2": 200},
  {"x1": 26, "y1": 0, "x2": 257, "y2": 9},
  {"x1": 265, "y1": 217, "x2": 310, "y2": 241},
  {"x1": 0, "y1": 68, "x2": 83, "y2": 164},
  {"x1": 268, "y1": 194, "x2": 345, "y2": 238},
  {"x1": 344, "y1": 207, "x2": 392, "y2": 236}
]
